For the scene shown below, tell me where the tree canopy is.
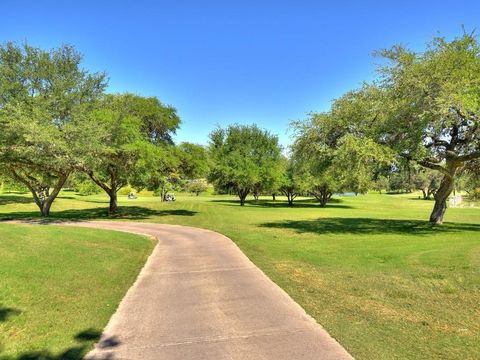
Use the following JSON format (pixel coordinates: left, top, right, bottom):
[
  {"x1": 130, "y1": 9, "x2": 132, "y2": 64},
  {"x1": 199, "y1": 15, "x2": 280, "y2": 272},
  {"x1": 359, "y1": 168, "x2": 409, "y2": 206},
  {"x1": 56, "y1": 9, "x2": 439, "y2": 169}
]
[
  {"x1": 0, "y1": 43, "x2": 106, "y2": 216},
  {"x1": 80, "y1": 93, "x2": 179, "y2": 214},
  {"x1": 208, "y1": 124, "x2": 282, "y2": 206}
]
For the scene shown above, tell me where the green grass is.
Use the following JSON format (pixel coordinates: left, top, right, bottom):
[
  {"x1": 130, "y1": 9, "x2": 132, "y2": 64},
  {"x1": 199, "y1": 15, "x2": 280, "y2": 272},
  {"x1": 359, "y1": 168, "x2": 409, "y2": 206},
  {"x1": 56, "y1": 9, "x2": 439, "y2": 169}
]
[
  {"x1": 0, "y1": 222, "x2": 155, "y2": 359},
  {"x1": 0, "y1": 190, "x2": 479, "y2": 359}
]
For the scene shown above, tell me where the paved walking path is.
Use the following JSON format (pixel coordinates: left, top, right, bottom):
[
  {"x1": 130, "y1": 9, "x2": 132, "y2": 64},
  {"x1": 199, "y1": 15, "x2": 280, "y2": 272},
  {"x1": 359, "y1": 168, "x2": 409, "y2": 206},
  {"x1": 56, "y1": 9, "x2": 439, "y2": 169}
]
[{"x1": 64, "y1": 221, "x2": 353, "y2": 360}]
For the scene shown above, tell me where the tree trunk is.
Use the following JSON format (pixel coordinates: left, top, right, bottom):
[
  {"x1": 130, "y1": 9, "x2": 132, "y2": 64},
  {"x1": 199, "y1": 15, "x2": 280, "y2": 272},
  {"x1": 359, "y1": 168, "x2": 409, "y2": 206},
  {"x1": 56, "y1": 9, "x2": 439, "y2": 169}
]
[
  {"x1": 288, "y1": 196, "x2": 293, "y2": 206},
  {"x1": 40, "y1": 199, "x2": 54, "y2": 217},
  {"x1": 421, "y1": 189, "x2": 427, "y2": 200},
  {"x1": 272, "y1": 193, "x2": 276, "y2": 201},
  {"x1": 429, "y1": 175, "x2": 454, "y2": 224},
  {"x1": 287, "y1": 192, "x2": 293, "y2": 206},
  {"x1": 238, "y1": 188, "x2": 248, "y2": 206},
  {"x1": 10, "y1": 169, "x2": 70, "y2": 217},
  {"x1": 109, "y1": 191, "x2": 118, "y2": 214},
  {"x1": 281, "y1": 189, "x2": 294, "y2": 206},
  {"x1": 253, "y1": 191, "x2": 259, "y2": 202},
  {"x1": 319, "y1": 191, "x2": 332, "y2": 208}
]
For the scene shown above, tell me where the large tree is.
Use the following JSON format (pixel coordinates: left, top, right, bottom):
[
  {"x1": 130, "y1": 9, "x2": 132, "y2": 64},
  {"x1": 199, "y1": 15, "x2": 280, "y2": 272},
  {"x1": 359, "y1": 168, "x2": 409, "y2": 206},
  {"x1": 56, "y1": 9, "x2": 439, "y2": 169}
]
[
  {"x1": 0, "y1": 43, "x2": 106, "y2": 216},
  {"x1": 208, "y1": 124, "x2": 282, "y2": 206},
  {"x1": 374, "y1": 33, "x2": 480, "y2": 223},
  {"x1": 291, "y1": 112, "x2": 390, "y2": 207},
  {"x1": 81, "y1": 93, "x2": 179, "y2": 214}
]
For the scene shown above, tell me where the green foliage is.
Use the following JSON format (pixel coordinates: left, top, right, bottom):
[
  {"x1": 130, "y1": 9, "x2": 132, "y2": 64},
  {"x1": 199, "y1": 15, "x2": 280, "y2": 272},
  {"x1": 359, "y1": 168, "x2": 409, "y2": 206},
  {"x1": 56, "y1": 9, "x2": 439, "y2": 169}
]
[
  {"x1": 152, "y1": 173, "x2": 181, "y2": 200},
  {"x1": 0, "y1": 42, "x2": 106, "y2": 215},
  {"x1": 185, "y1": 178, "x2": 209, "y2": 196},
  {"x1": 297, "y1": 32, "x2": 480, "y2": 222},
  {"x1": 177, "y1": 142, "x2": 210, "y2": 179},
  {"x1": 372, "y1": 33, "x2": 480, "y2": 222},
  {"x1": 372, "y1": 175, "x2": 389, "y2": 194},
  {"x1": 118, "y1": 186, "x2": 135, "y2": 196},
  {"x1": 208, "y1": 124, "x2": 283, "y2": 205},
  {"x1": 278, "y1": 156, "x2": 309, "y2": 205},
  {"x1": 81, "y1": 93, "x2": 178, "y2": 213},
  {"x1": 76, "y1": 180, "x2": 101, "y2": 196},
  {"x1": 459, "y1": 159, "x2": 480, "y2": 199},
  {"x1": 291, "y1": 112, "x2": 392, "y2": 205}
]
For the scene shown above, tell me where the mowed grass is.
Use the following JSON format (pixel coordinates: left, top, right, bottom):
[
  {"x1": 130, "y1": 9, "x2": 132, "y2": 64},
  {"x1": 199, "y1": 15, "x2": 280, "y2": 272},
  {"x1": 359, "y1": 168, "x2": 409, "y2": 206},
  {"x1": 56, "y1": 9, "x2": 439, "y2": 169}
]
[
  {"x1": 0, "y1": 223, "x2": 155, "y2": 359},
  {"x1": 0, "y1": 191, "x2": 479, "y2": 359}
]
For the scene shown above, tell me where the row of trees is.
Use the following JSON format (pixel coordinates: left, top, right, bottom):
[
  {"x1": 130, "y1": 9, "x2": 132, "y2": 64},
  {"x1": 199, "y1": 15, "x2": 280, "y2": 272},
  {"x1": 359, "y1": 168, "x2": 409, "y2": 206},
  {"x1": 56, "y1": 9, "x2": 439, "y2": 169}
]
[
  {"x1": 208, "y1": 32, "x2": 480, "y2": 224},
  {"x1": 0, "y1": 43, "x2": 210, "y2": 216},
  {"x1": 1, "y1": 32, "x2": 479, "y2": 224}
]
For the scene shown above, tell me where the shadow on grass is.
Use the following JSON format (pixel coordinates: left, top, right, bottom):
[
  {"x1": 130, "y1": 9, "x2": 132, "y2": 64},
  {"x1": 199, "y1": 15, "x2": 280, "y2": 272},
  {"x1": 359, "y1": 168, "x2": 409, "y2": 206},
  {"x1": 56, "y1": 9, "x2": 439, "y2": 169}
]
[
  {"x1": 0, "y1": 328, "x2": 119, "y2": 360},
  {"x1": 56, "y1": 196, "x2": 109, "y2": 204},
  {"x1": 260, "y1": 217, "x2": 480, "y2": 236},
  {"x1": 209, "y1": 197, "x2": 353, "y2": 209},
  {"x1": 0, "y1": 307, "x2": 20, "y2": 322},
  {"x1": 0, "y1": 195, "x2": 34, "y2": 205},
  {"x1": 0, "y1": 206, "x2": 197, "y2": 222}
]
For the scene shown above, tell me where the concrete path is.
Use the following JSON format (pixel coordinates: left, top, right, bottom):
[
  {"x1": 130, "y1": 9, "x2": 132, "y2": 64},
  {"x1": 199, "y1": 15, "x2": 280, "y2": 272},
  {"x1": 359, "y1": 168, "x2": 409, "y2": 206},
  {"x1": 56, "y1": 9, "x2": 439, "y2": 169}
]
[{"x1": 64, "y1": 221, "x2": 353, "y2": 360}]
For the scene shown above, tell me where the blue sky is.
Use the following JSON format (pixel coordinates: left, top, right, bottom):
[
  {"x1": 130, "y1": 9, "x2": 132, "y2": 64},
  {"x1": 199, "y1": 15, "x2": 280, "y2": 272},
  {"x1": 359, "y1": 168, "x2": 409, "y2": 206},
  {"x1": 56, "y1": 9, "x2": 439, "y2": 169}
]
[{"x1": 1, "y1": 1, "x2": 479, "y2": 146}]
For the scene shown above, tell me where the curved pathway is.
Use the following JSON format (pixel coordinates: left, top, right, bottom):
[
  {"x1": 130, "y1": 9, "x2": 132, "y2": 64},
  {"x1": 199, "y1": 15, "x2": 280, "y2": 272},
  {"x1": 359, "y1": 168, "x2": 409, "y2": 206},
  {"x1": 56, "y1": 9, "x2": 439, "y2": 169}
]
[{"x1": 63, "y1": 221, "x2": 353, "y2": 360}]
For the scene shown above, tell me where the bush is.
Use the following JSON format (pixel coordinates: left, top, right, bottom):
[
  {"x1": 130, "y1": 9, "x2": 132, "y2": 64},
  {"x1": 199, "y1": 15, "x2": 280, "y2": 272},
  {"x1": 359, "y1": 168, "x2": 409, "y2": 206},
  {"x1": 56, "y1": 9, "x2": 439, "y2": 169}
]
[
  {"x1": 118, "y1": 186, "x2": 134, "y2": 196},
  {"x1": 77, "y1": 181, "x2": 101, "y2": 196},
  {"x1": 186, "y1": 179, "x2": 209, "y2": 196}
]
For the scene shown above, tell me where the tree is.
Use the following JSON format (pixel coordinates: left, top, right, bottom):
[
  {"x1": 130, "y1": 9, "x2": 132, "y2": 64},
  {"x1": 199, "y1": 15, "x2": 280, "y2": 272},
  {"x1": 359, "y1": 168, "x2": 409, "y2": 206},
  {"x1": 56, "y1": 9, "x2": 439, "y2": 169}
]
[
  {"x1": 279, "y1": 157, "x2": 308, "y2": 206},
  {"x1": 81, "y1": 94, "x2": 178, "y2": 214},
  {"x1": 373, "y1": 33, "x2": 480, "y2": 223},
  {"x1": 410, "y1": 166, "x2": 443, "y2": 200},
  {"x1": 458, "y1": 159, "x2": 480, "y2": 199},
  {"x1": 153, "y1": 172, "x2": 181, "y2": 201},
  {"x1": 291, "y1": 112, "x2": 391, "y2": 207},
  {"x1": 177, "y1": 142, "x2": 210, "y2": 179},
  {"x1": 372, "y1": 175, "x2": 389, "y2": 194},
  {"x1": 0, "y1": 43, "x2": 106, "y2": 216},
  {"x1": 186, "y1": 178, "x2": 209, "y2": 196},
  {"x1": 388, "y1": 170, "x2": 412, "y2": 193},
  {"x1": 208, "y1": 124, "x2": 282, "y2": 206}
]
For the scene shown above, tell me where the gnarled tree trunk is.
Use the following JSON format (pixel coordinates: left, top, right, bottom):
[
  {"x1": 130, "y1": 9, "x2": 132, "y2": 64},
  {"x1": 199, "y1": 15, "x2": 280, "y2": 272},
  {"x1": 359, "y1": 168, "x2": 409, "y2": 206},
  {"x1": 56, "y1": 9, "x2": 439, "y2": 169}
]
[
  {"x1": 10, "y1": 169, "x2": 70, "y2": 217},
  {"x1": 429, "y1": 174, "x2": 455, "y2": 224}
]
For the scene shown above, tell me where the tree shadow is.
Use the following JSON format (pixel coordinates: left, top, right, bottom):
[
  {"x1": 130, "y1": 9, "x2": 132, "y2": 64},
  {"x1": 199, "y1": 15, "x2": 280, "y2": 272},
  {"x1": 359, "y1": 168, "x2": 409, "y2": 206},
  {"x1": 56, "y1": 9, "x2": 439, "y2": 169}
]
[
  {"x1": 0, "y1": 206, "x2": 197, "y2": 222},
  {"x1": 209, "y1": 197, "x2": 353, "y2": 209},
  {"x1": 260, "y1": 217, "x2": 480, "y2": 236},
  {"x1": 0, "y1": 328, "x2": 119, "y2": 360},
  {"x1": 0, "y1": 195, "x2": 34, "y2": 205},
  {"x1": 0, "y1": 307, "x2": 20, "y2": 322}
]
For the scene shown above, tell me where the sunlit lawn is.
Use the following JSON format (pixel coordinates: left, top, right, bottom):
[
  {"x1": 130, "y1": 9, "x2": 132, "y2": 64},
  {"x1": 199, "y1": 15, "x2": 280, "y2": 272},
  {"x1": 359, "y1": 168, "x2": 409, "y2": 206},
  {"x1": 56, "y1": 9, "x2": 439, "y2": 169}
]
[
  {"x1": 0, "y1": 222, "x2": 154, "y2": 359},
  {"x1": 0, "y1": 190, "x2": 479, "y2": 359}
]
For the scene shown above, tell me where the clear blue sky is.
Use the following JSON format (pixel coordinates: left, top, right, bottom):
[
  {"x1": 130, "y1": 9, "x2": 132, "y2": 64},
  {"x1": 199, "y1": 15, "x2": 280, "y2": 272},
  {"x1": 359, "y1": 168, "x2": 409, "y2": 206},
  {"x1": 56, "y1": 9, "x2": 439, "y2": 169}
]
[{"x1": 1, "y1": 1, "x2": 479, "y2": 146}]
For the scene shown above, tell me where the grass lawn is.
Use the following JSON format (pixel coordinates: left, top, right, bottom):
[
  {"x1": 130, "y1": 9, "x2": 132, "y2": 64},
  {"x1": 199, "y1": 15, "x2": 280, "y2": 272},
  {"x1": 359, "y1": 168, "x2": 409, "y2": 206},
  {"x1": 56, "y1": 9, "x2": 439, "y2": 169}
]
[
  {"x1": 0, "y1": 190, "x2": 479, "y2": 359},
  {"x1": 0, "y1": 223, "x2": 155, "y2": 359}
]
